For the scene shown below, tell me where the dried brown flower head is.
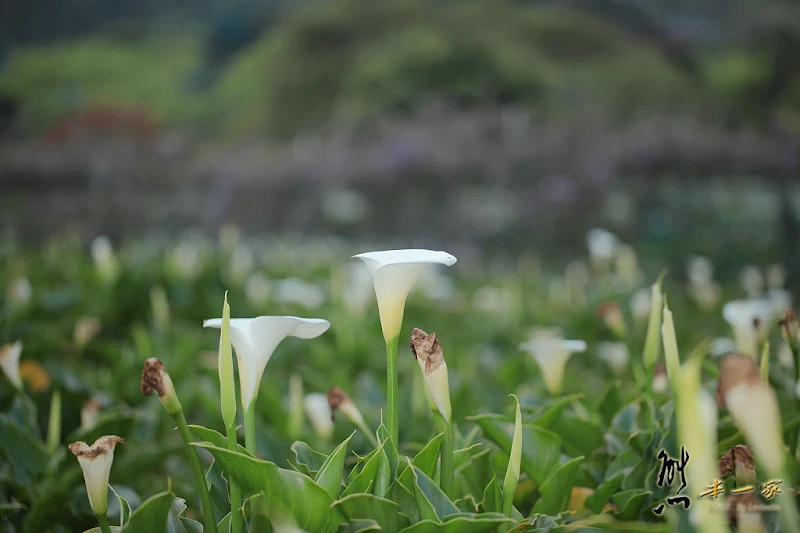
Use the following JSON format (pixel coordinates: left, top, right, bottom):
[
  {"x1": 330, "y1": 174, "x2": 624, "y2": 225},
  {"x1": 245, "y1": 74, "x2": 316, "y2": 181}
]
[
  {"x1": 410, "y1": 328, "x2": 445, "y2": 375},
  {"x1": 141, "y1": 357, "x2": 167, "y2": 397},
  {"x1": 716, "y1": 353, "x2": 760, "y2": 407}
]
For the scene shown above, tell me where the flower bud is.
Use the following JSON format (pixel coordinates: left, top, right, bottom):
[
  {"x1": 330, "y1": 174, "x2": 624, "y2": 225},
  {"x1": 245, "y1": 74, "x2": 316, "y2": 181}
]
[
  {"x1": 90, "y1": 235, "x2": 119, "y2": 284},
  {"x1": 0, "y1": 341, "x2": 23, "y2": 390},
  {"x1": 719, "y1": 444, "x2": 756, "y2": 486},
  {"x1": 327, "y1": 387, "x2": 366, "y2": 429},
  {"x1": 81, "y1": 398, "x2": 101, "y2": 431},
  {"x1": 779, "y1": 309, "x2": 799, "y2": 354},
  {"x1": 304, "y1": 393, "x2": 334, "y2": 441},
  {"x1": 410, "y1": 328, "x2": 452, "y2": 423},
  {"x1": 141, "y1": 358, "x2": 182, "y2": 416},
  {"x1": 597, "y1": 301, "x2": 627, "y2": 340},
  {"x1": 69, "y1": 436, "x2": 124, "y2": 515}
]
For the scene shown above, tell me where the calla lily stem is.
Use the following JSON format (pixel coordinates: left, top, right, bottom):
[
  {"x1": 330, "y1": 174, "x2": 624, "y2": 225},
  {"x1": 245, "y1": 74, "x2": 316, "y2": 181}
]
[
  {"x1": 226, "y1": 422, "x2": 243, "y2": 533},
  {"x1": 437, "y1": 413, "x2": 454, "y2": 498},
  {"x1": 386, "y1": 336, "x2": 399, "y2": 450},
  {"x1": 244, "y1": 406, "x2": 257, "y2": 456},
  {"x1": 175, "y1": 411, "x2": 218, "y2": 533},
  {"x1": 95, "y1": 513, "x2": 112, "y2": 533}
]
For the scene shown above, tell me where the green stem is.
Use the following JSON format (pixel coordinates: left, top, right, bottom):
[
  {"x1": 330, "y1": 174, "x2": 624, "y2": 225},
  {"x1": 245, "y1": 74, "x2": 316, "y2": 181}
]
[
  {"x1": 386, "y1": 337, "x2": 399, "y2": 451},
  {"x1": 175, "y1": 411, "x2": 218, "y2": 533},
  {"x1": 791, "y1": 345, "x2": 800, "y2": 458},
  {"x1": 438, "y1": 414, "x2": 454, "y2": 498},
  {"x1": 226, "y1": 423, "x2": 243, "y2": 533},
  {"x1": 357, "y1": 420, "x2": 379, "y2": 449},
  {"x1": 95, "y1": 514, "x2": 113, "y2": 533},
  {"x1": 244, "y1": 405, "x2": 257, "y2": 456},
  {"x1": 46, "y1": 389, "x2": 61, "y2": 455}
]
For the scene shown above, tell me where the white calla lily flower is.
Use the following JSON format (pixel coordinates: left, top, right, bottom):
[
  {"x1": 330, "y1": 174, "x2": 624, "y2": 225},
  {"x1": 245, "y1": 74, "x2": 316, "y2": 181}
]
[
  {"x1": 352, "y1": 249, "x2": 457, "y2": 341},
  {"x1": 586, "y1": 228, "x2": 619, "y2": 264},
  {"x1": 90, "y1": 235, "x2": 119, "y2": 283},
  {"x1": 739, "y1": 266, "x2": 765, "y2": 298},
  {"x1": 520, "y1": 331, "x2": 587, "y2": 395},
  {"x1": 767, "y1": 288, "x2": 792, "y2": 319},
  {"x1": 7, "y1": 276, "x2": 32, "y2": 306},
  {"x1": 597, "y1": 342, "x2": 630, "y2": 376},
  {"x1": 722, "y1": 299, "x2": 773, "y2": 357},
  {"x1": 203, "y1": 316, "x2": 330, "y2": 412},
  {"x1": 686, "y1": 255, "x2": 714, "y2": 285},
  {"x1": 304, "y1": 393, "x2": 334, "y2": 440},
  {"x1": 69, "y1": 435, "x2": 124, "y2": 515},
  {"x1": 0, "y1": 341, "x2": 23, "y2": 390}
]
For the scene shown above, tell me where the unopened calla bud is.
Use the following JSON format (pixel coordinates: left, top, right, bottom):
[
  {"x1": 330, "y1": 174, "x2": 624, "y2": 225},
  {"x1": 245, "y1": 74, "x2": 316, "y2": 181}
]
[
  {"x1": 141, "y1": 358, "x2": 182, "y2": 416},
  {"x1": 327, "y1": 387, "x2": 366, "y2": 428},
  {"x1": 597, "y1": 301, "x2": 627, "y2": 340},
  {"x1": 652, "y1": 363, "x2": 668, "y2": 395},
  {"x1": 642, "y1": 273, "x2": 665, "y2": 372},
  {"x1": 779, "y1": 309, "x2": 799, "y2": 354},
  {"x1": 90, "y1": 235, "x2": 120, "y2": 284},
  {"x1": 304, "y1": 393, "x2": 334, "y2": 441},
  {"x1": 69, "y1": 435, "x2": 124, "y2": 515},
  {"x1": 410, "y1": 328, "x2": 452, "y2": 423},
  {"x1": 727, "y1": 492, "x2": 764, "y2": 533},
  {"x1": 719, "y1": 444, "x2": 756, "y2": 486},
  {"x1": 0, "y1": 341, "x2": 23, "y2": 390},
  {"x1": 81, "y1": 398, "x2": 101, "y2": 431}
]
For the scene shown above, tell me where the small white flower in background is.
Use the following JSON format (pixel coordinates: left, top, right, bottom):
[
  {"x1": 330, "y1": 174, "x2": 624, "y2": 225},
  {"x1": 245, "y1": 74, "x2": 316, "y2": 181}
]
[
  {"x1": 652, "y1": 371, "x2": 669, "y2": 395},
  {"x1": 597, "y1": 342, "x2": 630, "y2": 376},
  {"x1": 519, "y1": 329, "x2": 587, "y2": 395},
  {"x1": 739, "y1": 266, "x2": 765, "y2": 298},
  {"x1": 7, "y1": 277, "x2": 32, "y2": 306},
  {"x1": 0, "y1": 341, "x2": 23, "y2": 390},
  {"x1": 710, "y1": 337, "x2": 738, "y2": 358},
  {"x1": 779, "y1": 343, "x2": 794, "y2": 369},
  {"x1": 227, "y1": 242, "x2": 255, "y2": 284},
  {"x1": 722, "y1": 299, "x2": 773, "y2": 358},
  {"x1": 630, "y1": 288, "x2": 652, "y2": 324},
  {"x1": 272, "y1": 278, "x2": 326, "y2": 309},
  {"x1": 767, "y1": 288, "x2": 792, "y2": 319},
  {"x1": 81, "y1": 398, "x2": 101, "y2": 431},
  {"x1": 353, "y1": 249, "x2": 457, "y2": 342},
  {"x1": 686, "y1": 255, "x2": 714, "y2": 285},
  {"x1": 585, "y1": 228, "x2": 619, "y2": 270},
  {"x1": 168, "y1": 238, "x2": 208, "y2": 280},
  {"x1": 69, "y1": 436, "x2": 124, "y2": 515},
  {"x1": 472, "y1": 285, "x2": 516, "y2": 318},
  {"x1": 613, "y1": 244, "x2": 642, "y2": 291},
  {"x1": 74, "y1": 316, "x2": 102, "y2": 349},
  {"x1": 304, "y1": 393, "x2": 334, "y2": 440},
  {"x1": 203, "y1": 316, "x2": 330, "y2": 413},
  {"x1": 338, "y1": 263, "x2": 375, "y2": 316},
  {"x1": 90, "y1": 235, "x2": 119, "y2": 284},
  {"x1": 766, "y1": 263, "x2": 786, "y2": 289},
  {"x1": 244, "y1": 273, "x2": 272, "y2": 307},
  {"x1": 687, "y1": 281, "x2": 721, "y2": 311}
]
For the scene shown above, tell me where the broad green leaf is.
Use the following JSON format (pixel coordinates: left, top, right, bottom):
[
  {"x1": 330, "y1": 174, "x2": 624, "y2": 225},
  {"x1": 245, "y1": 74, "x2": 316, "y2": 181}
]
[
  {"x1": 207, "y1": 460, "x2": 230, "y2": 524},
  {"x1": 189, "y1": 425, "x2": 250, "y2": 455},
  {"x1": 532, "y1": 456, "x2": 584, "y2": 515},
  {"x1": 397, "y1": 513, "x2": 514, "y2": 533},
  {"x1": 525, "y1": 394, "x2": 585, "y2": 429},
  {"x1": 0, "y1": 502, "x2": 25, "y2": 518},
  {"x1": 453, "y1": 444, "x2": 489, "y2": 476},
  {"x1": 481, "y1": 476, "x2": 501, "y2": 513},
  {"x1": 411, "y1": 465, "x2": 459, "y2": 522},
  {"x1": 248, "y1": 492, "x2": 271, "y2": 533},
  {"x1": 398, "y1": 433, "x2": 444, "y2": 488},
  {"x1": 391, "y1": 479, "x2": 420, "y2": 524},
  {"x1": 166, "y1": 497, "x2": 203, "y2": 533},
  {"x1": 217, "y1": 512, "x2": 231, "y2": 531},
  {"x1": 332, "y1": 493, "x2": 407, "y2": 533},
  {"x1": 583, "y1": 472, "x2": 624, "y2": 514},
  {"x1": 315, "y1": 432, "x2": 354, "y2": 499},
  {"x1": 193, "y1": 443, "x2": 345, "y2": 533},
  {"x1": 0, "y1": 414, "x2": 47, "y2": 486},
  {"x1": 109, "y1": 485, "x2": 132, "y2": 527},
  {"x1": 373, "y1": 448, "x2": 392, "y2": 498},
  {"x1": 121, "y1": 491, "x2": 175, "y2": 533},
  {"x1": 343, "y1": 443, "x2": 386, "y2": 497},
  {"x1": 612, "y1": 489, "x2": 652, "y2": 521},
  {"x1": 290, "y1": 441, "x2": 328, "y2": 476},
  {"x1": 376, "y1": 423, "x2": 399, "y2": 476},
  {"x1": 338, "y1": 520, "x2": 383, "y2": 533},
  {"x1": 546, "y1": 414, "x2": 604, "y2": 458},
  {"x1": 598, "y1": 383, "x2": 624, "y2": 427}
]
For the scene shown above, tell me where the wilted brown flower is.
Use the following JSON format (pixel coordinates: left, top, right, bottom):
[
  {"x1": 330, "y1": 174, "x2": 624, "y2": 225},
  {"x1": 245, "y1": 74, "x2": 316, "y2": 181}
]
[{"x1": 716, "y1": 353, "x2": 760, "y2": 407}]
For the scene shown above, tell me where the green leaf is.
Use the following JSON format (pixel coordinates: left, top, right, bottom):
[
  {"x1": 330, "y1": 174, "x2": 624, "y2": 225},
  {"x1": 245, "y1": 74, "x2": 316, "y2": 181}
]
[
  {"x1": 502, "y1": 395, "x2": 523, "y2": 517},
  {"x1": 166, "y1": 497, "x2": 203, "y2": 533},
  {"x1": 343, "y1": 443, "x2": 386, "y2": 497},
  {"x1": 109, "y1": 486, "x2": 131, "y2": 527},
  {"x1": 189, "y1": 424, "x2": 250, "y2": 455},
  {"x1": 410, "y1": 464, "x2": 459, "y2": 522},
  {"x1": 532, "y1": 456, "x2": 584, "y2": 515},
  {"x1": 248, "y1": 492, "x2": 271, "y2": 533},
  {"x1": 598, "y1": 383, "x2": 624, "y2": 427},
  {"x1": 612, "y1": 489, "x2": 652, "y2": 521},
  {"x1": 398, "y1": 433, "x2": 444, "y2": 489},
  {"x1": 193, "y1": 443, "x2": 345, "y2": 533},
  {"x1": 338, "y1": 519, "x2": 383, "y2": 533},
  {"x1": 453, "y1": 444, "x2": 489, "y2": 477},
  {"x1": 583, "y1": 472, "x2": 624, "y2": 514},
  {"x1": 481, "y1": 476, "x2": 501, "y2": 513},
  {"x1": 121, "y1": 491, "x2": 175, "y2": 533},
  {"x1": 397, "y1": 513, "x2": 514, "y2": 533},
  {"x1": 373, "y1": 448, "x2": 392, "y2": 498},
  {"x1": 524, "y1": 394, "x2": 585, "y2": 429},
  {"x1": 546, "y1": 414, "x2": 604, "y2": 458},
  {"x1": 290, "y1": 441, "x2": 328, "y2": 477},
  {"x1": 206, "y1": 459, "x2": 230, "y2": 524},
  {"x1": 315, "y1": 432, "x2": 354, "y2": 499},
  {"x1": 391, "y1": 479, "x2": 420, "y2": 524},
  {"x1": 0, "y1": 414, "x2": 47, "y2": 486},
  {"x1": 376, "y1": 423, "x2": 399, "y2": 477},
  {"x1": 332, "y1": 493, "x2": 408, "y2": 533}
]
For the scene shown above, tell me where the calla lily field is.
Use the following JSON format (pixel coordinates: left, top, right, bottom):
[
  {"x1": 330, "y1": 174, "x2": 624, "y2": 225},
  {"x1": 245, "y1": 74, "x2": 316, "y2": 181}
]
[{"x1": 1, "y1": 231, "x2": 800, "y2": 533}]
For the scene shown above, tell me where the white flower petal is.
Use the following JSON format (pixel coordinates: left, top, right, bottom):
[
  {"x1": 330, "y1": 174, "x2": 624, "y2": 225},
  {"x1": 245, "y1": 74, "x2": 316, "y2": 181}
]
[
  {"x1": 597, "y1": 342, "x2": 630, "y2": 375},
  {"x1": 69, "y1": 436, "x2": 123, "y2": 515},
  {"x1": 0, "y1": 341, "x2": 23, "y2": 390},
  {"x1": 353, "y1": 249, "x2": 456, "y2": 340},
  {"x1": 586, "y1": 228, "x2": 619, "y2": 260},
  {"x1": 725, "y1": 382, "x2": 785, "y2": 475},
  {"x1": 304, "y1": 393, "x2": 334, "y2": 440},
  {"x1": 204, "y1": 316, "x2": 330, "y2": 411},
  {"x1": 520, "y1": 337, "x2": 586, "y2": 394}
]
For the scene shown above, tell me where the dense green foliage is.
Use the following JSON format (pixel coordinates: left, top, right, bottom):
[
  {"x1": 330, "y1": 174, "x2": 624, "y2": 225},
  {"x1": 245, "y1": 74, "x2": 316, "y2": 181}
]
[{"x1": 1, "y1": 229, "x2": 799, "y2": 531}]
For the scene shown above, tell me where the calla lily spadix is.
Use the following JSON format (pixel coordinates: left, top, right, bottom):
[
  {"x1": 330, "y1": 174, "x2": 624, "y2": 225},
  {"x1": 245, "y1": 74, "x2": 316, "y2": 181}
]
[
  {"x1": 352, "y1": 249, "x2": 457, "y2": 342},
  {"x1": 203, "y1": 316, "x2": 330, "y2": 412},
  {"x1": 519, "y1": 330, "x2": 587, "y2": 395}
]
